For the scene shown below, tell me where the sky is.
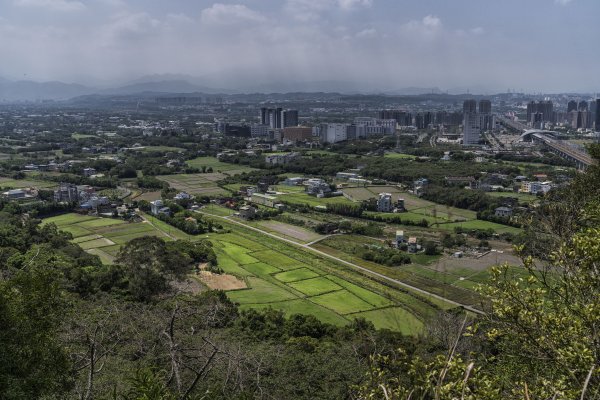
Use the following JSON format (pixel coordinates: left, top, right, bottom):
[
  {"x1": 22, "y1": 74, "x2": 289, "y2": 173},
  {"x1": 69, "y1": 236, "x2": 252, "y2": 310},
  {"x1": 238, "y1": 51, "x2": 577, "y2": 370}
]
[{"x1": 0, "y1": 0, "x2": 599, "y2": 93}]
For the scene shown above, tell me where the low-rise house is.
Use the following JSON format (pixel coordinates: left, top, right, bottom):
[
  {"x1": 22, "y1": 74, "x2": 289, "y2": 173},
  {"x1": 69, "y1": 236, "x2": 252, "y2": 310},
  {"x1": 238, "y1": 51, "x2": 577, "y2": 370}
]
[
  {"x1": 174, "y1": 192, "x2": 192, "y2": 201},
  {"x1": 150, "y1": 199, "x2": 170, "y2": 216},
  {"x1": 407, "y1": 237, "x2": 418, "y2": 253},
  {"x1": 377, "y1": 193, "x2": 394, "y2": 212},
  {"x1": 251, "y1": 193, "x2": 277, "y2": 208},
  {"x1": 306, "y1": 178, "x2": 332, "y2": 197},
  {"x1": 239, "y1": 205, "x2": 256, "y2": 220},
  {"x1": 2, "y1": 188, "x2": 36, "y2": 200},
  {"x1": 395, "y1": 230, "x2": 405, "y2": 248},
  {"x1": 336, "y1": 172, "x2": 360, "y2": 180},
  {"x1": 264, "y1": 152, "x2": 299, "y2": 166},
  {"x1": 494, "y1": 206, "x2": 513, "y2": 218},
  {"x1": 83, "y1": 167, "x2": 97, "y2": 177},
  {"x1": 80, "y1": 196, "x2": 110, "y2": 209},
  {"x1": 283, "y1": 177, "x2": 306, "y2": 186},
  {"x1": 54, "y1": 183, "x2": 79, "y2": 203}
]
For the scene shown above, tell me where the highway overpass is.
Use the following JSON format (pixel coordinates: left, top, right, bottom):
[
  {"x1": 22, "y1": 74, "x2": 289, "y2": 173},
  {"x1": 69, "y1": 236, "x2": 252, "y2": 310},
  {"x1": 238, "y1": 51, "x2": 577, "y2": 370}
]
[{"x1": 524, "y1": 131, "x2": 594, "y2": 170}]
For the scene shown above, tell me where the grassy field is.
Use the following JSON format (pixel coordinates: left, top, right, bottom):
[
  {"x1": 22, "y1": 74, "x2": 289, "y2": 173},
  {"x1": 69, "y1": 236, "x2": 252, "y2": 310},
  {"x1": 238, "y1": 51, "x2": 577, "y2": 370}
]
[
  {"x1": 486, "y1": 191, "x2": 539, "y2": 203},
  {"x1": 437, "y1": 219, "x2": 522, "y2": 235},
  {"x1": 156, "y1": 173, "x2": 229, "y2": 196},
  {"x1": 72, "y1": 133, "x2": 97, "y2": 140},
  {"x1": 252, "y1": 220, "x2": 324, "y2": 243},
  {"x1": 41, "y1": 213, "x2": 190, "y2": 263},
  {"x1": 200, "y1": 217, "x2": 449, "y2": 334},
  {"x1": 277, "y1": 192, "x2": 354, "y2": 207},
  {"x1": 383, "y1": 153, "x2": 418, "y2": 159},
  {"x1": 312, "y1": 234, "x2": 482, "y2": 308},
  {"x1": 185, "y1": 156, "x2": 256, "y2": 175},
  {"x1": 141, "y1": 146, "x2": 185, "y2": 153},
  {"x1": 0, "y1": 177, "x2": 57, "y2": 189},
  {"x1": 201, "y1": 204, "x2": 235, "y2": 216}
]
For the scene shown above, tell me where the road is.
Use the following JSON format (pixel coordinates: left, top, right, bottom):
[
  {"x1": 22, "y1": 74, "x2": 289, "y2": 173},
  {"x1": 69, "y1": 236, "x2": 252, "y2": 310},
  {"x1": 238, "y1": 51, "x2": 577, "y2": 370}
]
[
  {"x1": 139, "y1": 212, "x2": 176, "y2": 240},
  {"x1": 199, "y1": 211, "x2": 485, "y2": 315}
]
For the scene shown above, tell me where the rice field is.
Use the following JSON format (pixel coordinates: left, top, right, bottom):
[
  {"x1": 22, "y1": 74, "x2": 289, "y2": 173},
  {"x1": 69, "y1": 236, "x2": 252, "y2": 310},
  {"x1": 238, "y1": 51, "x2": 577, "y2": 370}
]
[
  {"x1": 41, "y1": 213, "x2": 184, "y2": 263},
  {"x1": 202, "y1": 218, "x2": 447, "y2": 334}
]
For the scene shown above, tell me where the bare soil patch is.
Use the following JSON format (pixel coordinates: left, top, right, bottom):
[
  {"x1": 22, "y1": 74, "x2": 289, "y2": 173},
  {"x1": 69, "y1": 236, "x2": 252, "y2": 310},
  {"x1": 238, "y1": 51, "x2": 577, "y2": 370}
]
[{"x1": 197, "y1": 271, "x2": 247, "y2": 290}]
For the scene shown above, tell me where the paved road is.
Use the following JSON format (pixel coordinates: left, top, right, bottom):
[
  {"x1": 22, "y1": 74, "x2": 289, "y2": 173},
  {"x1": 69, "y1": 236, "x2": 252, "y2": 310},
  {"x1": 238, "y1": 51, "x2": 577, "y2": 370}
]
[{"x1": 200, "y1": 211, "x2": 485, "y2": 315}]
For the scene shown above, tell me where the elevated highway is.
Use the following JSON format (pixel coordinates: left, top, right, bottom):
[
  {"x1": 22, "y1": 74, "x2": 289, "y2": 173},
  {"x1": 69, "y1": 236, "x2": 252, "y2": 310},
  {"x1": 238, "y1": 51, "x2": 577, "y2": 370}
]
[{"x1": 529, "y1": 132, "x2": 594, "y2": 170}]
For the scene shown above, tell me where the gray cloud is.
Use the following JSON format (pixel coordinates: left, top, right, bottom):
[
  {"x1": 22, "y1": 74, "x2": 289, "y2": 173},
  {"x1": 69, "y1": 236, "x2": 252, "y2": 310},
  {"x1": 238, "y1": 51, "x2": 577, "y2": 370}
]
[{"x1": 0, "y1": 0, "x2": 598, "y2": 92}]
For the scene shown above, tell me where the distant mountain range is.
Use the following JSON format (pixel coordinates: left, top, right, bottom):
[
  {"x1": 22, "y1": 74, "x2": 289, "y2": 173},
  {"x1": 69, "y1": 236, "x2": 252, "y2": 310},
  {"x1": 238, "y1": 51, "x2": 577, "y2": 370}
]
[{"x1": 0, "y1": 74, "x2": 498, "y2": 102}]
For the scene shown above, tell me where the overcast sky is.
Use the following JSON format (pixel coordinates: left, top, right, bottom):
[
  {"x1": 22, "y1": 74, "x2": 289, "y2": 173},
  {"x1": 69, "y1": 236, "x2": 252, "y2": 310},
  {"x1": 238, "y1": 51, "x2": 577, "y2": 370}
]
[{"x1": 0, "y1": 0, "x2": 598, "y2": 92}]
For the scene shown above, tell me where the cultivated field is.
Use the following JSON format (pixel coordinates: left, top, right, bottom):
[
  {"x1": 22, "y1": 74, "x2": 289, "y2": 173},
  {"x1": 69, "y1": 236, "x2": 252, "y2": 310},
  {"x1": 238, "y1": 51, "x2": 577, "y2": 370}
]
[
  {"x1": 185, "y1": 156, "x2": 256, "y2": 175},
  {"x1": 311, "y1": 234, "x2": 484, "y2": 308},
  {"x1": 277, "y1": 192, "x2": 354, "y2": 207},
  {"x1": 203, "y1": 218, "x2": 449, "y2": 334},
  {"x1": 156, "y1": 173, "x2": 229, "y2": 196},
  {"x1": 0, "y1": 177, "x2": 57, "y2": 189},
  {"x1": 42, "y1": 213, "x2": 180, "y2": 263},
  {"x1": 254, "y1": 220, "x2": 324, "y2": 243}
]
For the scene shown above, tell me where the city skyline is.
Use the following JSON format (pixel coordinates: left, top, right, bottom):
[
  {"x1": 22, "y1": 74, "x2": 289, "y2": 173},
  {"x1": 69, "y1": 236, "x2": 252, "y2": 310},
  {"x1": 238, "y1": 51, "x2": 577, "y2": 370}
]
[{"x1": 0, "y1": 0, "x2": 599, "y2": 93}]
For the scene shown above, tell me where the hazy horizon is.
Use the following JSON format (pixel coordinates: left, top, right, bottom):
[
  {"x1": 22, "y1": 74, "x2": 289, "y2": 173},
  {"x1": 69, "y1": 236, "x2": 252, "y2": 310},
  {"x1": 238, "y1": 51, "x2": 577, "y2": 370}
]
[{"x1": 1, "y1": 0, "x2": 599, "y2": 93}]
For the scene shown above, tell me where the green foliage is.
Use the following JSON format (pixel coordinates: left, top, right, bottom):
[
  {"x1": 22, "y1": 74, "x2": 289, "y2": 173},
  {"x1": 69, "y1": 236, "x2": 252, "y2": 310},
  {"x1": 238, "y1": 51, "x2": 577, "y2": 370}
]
[
  {"x1": 116, "y1": 236, "x2": 194, "y2": 301},
  {"x1": 0, "y1": 264, "x2": 72, "y2": 399},
  {"x1": 136, "y1": 175, "x2": 166, "y2": 189}
]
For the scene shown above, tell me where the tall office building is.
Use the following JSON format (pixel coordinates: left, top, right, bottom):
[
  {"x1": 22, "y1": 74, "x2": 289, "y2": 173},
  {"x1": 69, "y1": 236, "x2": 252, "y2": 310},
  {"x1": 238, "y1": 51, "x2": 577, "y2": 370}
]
[
  {"x1": 578, "y1": 101, "x2": 588, "y2": 112},
  {"x1": 596, "y1": 99, "x2": 600, "y2": 132},
  {"x1": 462, "y1": 99, "x2": 480, "y2": 145},
  {"x1": 567, "y1": 100, "x2": 578, "y2": 113},
  {"x1": 463, "y1": 99, "x2": 477, "y2": 113},
  {"x1": 282, "y1": 109, "x2": 298, "y2": 127},
  {"x1": 260, "y1": 107, "x2": 298, "y2": 129},
  {"x1": 526, "y1": 100, "x2": 554, "y2": 124},
  {"x1": 260, "y1": 107, "x2": 268, "y2": 125},
  {"x1": 478, "y1": 99, "x2": 492, "y2": 114},
  {"x1": 479, "y1": 100, "x2": 494, "y2": 131},
  {"x1": 379, "y1": 110, "x2": 414, "y2": 126}
]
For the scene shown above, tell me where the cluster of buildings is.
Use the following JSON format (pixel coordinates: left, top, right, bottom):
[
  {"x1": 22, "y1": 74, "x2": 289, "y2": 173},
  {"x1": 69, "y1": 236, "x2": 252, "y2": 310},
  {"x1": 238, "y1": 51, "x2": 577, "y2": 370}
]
[
  {"x1": 394, "y1": 230, "x2": 419, "y2": 253},
  {"x1": 379, "y1": 110, "x2": 464, "y2": 129},
  {"x1": 1, "y1": 187, "x2": 37, "y2": 200},
  {"x1": 526, "y1": 99, "x2": 600, "y2": 131},
  {"x1": 376, "y1": 193, "x2": 406, "y2": 213},
  {"x1": 317, "y1": 117, "x2": 397, "y2": 143},
  {"x1": 53, "y1": 183, "x2": 110, "y2": 209},
  {"x1": 264, "y1": 152, "x2": 300, "y2": 166},
  {"x1": 520, "y1": 180, "x2": 553, "y2": 195}
]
